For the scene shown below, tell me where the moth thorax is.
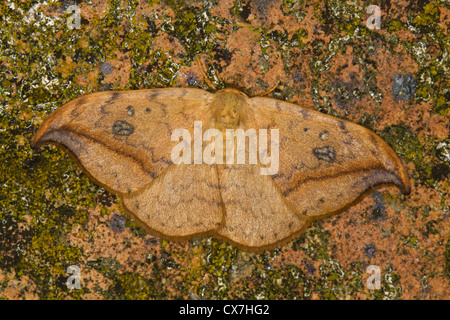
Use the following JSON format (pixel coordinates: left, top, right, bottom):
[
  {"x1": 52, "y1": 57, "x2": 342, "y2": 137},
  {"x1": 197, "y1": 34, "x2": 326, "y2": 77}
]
[{"x1": 211, "y1": 89, "x2": 248, "y2": 130}]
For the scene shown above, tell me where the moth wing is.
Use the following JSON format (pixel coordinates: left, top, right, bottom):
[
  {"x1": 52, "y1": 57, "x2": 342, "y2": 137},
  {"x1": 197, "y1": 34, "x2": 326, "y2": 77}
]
[
  {"x1": 215, "y1": 163, "x2": 307, "y2": 250},
  {"x1": 248, "y1": 97, "x2": 410, "y2": 220},
  {"x1": 121, "y1": 163, "x2": 224, "y2": 238},
  {"x1": 32, "y1": 88, "x2": 214, "y2": 194}
]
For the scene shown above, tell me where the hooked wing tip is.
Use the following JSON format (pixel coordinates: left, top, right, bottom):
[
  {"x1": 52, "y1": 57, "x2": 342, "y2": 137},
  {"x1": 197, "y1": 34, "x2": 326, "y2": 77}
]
[
  {"x1": 30, "y1": 127, "x2": 48, "y2": 149},
  {"x1": 367, "y1": 130, "x2": 411, "y2": 196},
  {"x1": 397, "y1": 167, "x2": 411, "y2": 195}
]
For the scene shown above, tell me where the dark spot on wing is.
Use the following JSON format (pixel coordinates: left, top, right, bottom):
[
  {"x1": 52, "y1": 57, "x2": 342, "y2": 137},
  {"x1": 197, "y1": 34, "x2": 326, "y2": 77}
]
[
  {"x1": 319, "y1": 130, "x2": 329, "y2": 141},
  {"x1": 113, "y1": 120, "x2": 134, "y2": 136},
  {"x1": 126, "y1": 106, "x2": 135, "y2": 116},
  {"x1": 313, "y1": 146, "x2": 336, "y2": 162}
]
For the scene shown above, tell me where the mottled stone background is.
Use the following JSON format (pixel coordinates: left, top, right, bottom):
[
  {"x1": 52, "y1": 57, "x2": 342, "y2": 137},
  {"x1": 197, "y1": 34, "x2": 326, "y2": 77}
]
[{"x1": 0, "y1": 0, "x2": 449, "y2": 300}]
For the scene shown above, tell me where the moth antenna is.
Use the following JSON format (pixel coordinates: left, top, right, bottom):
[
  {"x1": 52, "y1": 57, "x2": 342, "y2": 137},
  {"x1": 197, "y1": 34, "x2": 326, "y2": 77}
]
[
  {"x1": 257, "y1": 80, "x2": 280, "y2": 97},
  {"x1": 196, "y1": 55, "x2": 217, "y2": 91}
]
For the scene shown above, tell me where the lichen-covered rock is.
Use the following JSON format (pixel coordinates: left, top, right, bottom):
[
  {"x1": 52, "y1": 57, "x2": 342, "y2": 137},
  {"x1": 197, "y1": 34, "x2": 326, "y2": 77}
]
[{"x1": 0, "y1": 0, "x2": 448, "y2": 300}]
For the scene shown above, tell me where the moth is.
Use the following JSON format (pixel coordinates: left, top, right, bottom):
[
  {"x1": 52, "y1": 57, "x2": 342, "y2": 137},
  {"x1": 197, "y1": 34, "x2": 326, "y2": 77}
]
[{"x1": 32, "y1": 87, "x2": 410, "y2": 251}]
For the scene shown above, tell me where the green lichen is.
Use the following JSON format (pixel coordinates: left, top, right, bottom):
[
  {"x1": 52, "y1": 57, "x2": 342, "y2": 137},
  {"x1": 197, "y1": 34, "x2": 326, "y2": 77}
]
[
  {"x1": 244, "y1": 262, "x2": 312, "y2": 299},
  {"x1": 291, "y1": 222, "x2": 331, "y2": 260},
  {"x1": 407, "y1": 1, "x2": 449, "y2": 115},
  {"x1": 160, "y1": 0, "x2": 222, "y2": 59},
  {"x1": 0, "y1": 106, "x2": 98, "y2": 299},
  {"x1": 379, "y1": 124, "x2": 449, "y2": 188},
  {"x1": 0, "y1": 0, "x2": 142, "y2": 299},
  {"x1": 322, "y1": 0, "x2": 364, "y2": 36},
  {"x1": 125, "y1": 217, "x2": 148, "y2": 239},
  {"x1": 200, "y1": 239, "x2": 238, "y2": 299},
  {"x1": 411, "y1": 1, "x2": 441, "y2": 30},
  {"x1": 108, "y1": 273, "x2": 161, "y2": 300},
  {"x1": 282, "y1": 0, "x2": 307, "y2": 21},
  {"x1": 425, "y1": 220, "x2": 439, "y2": 236},
  {"x1": 129, "y1": 49, "x2": 181, "y2": 89},
  {"x1": 388, "y1": 20, "x2": 404, "y2": 32},
  {"x1": 315, "y1": 260, "x2": 364, "y2": 300},
  {"x1": 402, "y1": 234, "x2": 420, "y2": 248},
  {"x1": 87, "y1": 257, "x2": 122, "y2": 280}
]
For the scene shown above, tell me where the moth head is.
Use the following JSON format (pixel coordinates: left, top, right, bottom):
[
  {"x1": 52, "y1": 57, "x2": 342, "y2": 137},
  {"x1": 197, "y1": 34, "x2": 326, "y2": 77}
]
[{"x1": 211, "y1": 88, "x2": 248, "y2": 129}]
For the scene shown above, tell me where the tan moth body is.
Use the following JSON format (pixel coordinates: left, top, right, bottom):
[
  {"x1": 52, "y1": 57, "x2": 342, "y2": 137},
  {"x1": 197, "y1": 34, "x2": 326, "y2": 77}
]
[{"x1": 32, "y1": 88, "x2": 410, "y2": 251}]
